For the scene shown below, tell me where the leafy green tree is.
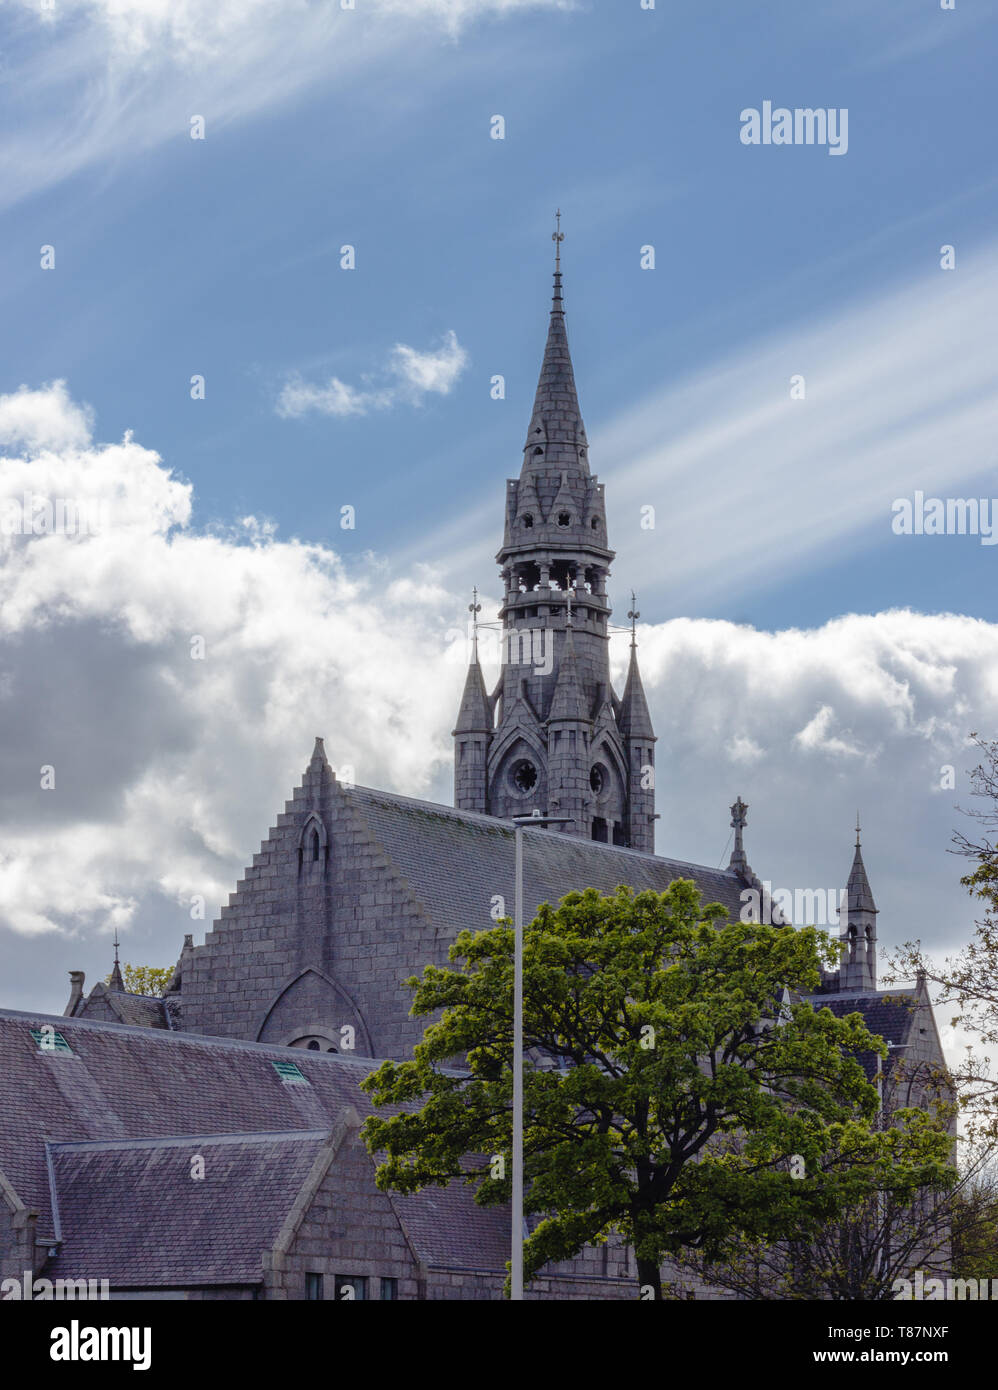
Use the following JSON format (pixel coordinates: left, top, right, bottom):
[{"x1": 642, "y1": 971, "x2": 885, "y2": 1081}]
[
  {"x1": 105, "y1": 964, "x2": 172, "y2": 997},
  {"x1": 362, "y1": 881, "x2": 954, "y2": 1298},
  {"x1": 888, "y1": 734, "x2": 998, "y2": 1139},
  {"x1": 677, "y1": 1060, "x2": 966, "y2": 1299}
]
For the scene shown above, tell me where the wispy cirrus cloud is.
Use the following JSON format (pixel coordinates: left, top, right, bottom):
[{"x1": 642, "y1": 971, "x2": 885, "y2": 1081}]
[
  {"x1": 414, "y1": 241, "x2": 998, "y2": 610},
  {"x1": 276, "y1": 330, "x2": 469, "y2": 419},
  {"x1": 1, "y1": 0, "x2": 572, "y2": 211}
]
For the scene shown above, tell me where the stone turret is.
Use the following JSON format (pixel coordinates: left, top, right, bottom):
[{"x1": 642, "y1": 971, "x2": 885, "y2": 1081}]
[{"x1": 841, "y1": 816, "x2": 878, "y2": 991}]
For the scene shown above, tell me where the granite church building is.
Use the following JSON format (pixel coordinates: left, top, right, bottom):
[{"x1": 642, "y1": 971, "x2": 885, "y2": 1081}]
[{"x1": 0, "y1": 252, "x2": 946, "y2": 1300}]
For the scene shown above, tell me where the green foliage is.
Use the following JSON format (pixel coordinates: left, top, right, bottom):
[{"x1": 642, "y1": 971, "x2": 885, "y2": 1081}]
[
  {"x1": 952, "y1": 1176, "x2": 998, "y2": 1282},
  {"x1": 105, "y1": 964, "x2": 172, "y2": 997},
  {"x1": 362, "y1": 881, "x2": 955, "y2": 1295}
]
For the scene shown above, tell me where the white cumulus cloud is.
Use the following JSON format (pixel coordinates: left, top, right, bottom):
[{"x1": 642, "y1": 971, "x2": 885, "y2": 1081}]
[
  {"x1": 0, "y1": 383, "x2": 992, "y2": 1044},
  {"x1": 277, "y1": 330, "x2": 469, "y2": 419}
]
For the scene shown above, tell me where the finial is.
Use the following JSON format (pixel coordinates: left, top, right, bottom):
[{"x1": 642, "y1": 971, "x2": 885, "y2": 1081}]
[
  {"x1": 729, "y1": 796, "x2": 749, "y2": 873},
  {"x1": 552, "y1": 209, "x2": 564, "y2": 272},
  {"x1": 627, "y1": 590, "x2": 640, "y2": 648},
  {"x1": 468, "y1": 586, "x2": 482, "y2": 660},
  {"x1": 565, "y1": 580, "x2": 573, "y2": 629},
  {"x1": 855, "y1": 811, "x2": 861, "y2": 847},
  {"x1": 109, "y1": 929, "x2": 124, "y2": 991}
]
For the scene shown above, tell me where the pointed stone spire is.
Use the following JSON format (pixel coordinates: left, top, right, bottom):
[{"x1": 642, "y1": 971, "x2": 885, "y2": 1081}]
[
  {"x1": 847, "y1": 814, "x2": 878, "y2": 917},
  {"x1": 523, "y1": 218, "x2": 588, "y2": 474},
  {"x1": 109, "y1": 930, "x2": 124, "y2": 992},
  {"x1": 548, "y1": 622, "x2": 588, "y2": 724},
  {"x1": 619, "y1": 596, "x2": 655, "y2": 741},
  {"x1": 619, "y1": 646, "x2": 655, "y2": 740},
  {"x1": 454, "y1": 656, "x2": 493, "y2": 734}
]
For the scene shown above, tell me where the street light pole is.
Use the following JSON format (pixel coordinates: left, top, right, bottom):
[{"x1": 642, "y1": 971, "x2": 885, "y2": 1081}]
[{"x1": 511, "y1": 809, "x2": 571, "y2": 1301}]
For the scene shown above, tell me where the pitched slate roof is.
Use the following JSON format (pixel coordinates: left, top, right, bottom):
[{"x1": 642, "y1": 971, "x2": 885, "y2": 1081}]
[
  {"x1": 806, "y1": 988, "x2": 918, "y2": 1080},
  {"x1": 0, "y1": 1008, "x2": 513, "y2": 1281},
  {"x1": 100, "y1": 990, "x2": 170, "y2": 1029},
  {"x1": 46, "y1": 1133, "x2": 328, "y2": 1286},
  {"x1": 0, "y1": 1008, "x2": 376, "y2": 1243},
  {"x1": 392, "y1": 1175, "x2": 509, "y2": 1273},
  {"x1": 346, "y1": 784, "x2": 749, "y2": 929}
]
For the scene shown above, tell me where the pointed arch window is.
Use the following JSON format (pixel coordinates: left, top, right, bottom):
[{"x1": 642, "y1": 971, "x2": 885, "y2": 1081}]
[{"x1": 297, "y1": 814, "x2": 329, "y2": 872}]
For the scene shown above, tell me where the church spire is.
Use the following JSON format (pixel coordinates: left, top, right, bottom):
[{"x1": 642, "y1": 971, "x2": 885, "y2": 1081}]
[
  {"x1": 523, "y1": 214, "x2": 588, "y2": 474},
  {"x1": 456, "y1": 232, "x2": 654, "y2": 848}
]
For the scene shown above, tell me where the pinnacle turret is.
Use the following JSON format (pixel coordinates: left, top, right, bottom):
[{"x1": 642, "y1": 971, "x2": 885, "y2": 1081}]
[
  {"x1": 453, "y1": 655, "x2": 493, "y2": 734},
  {"x1": 619, "y1": 644, "x2": 655, "y2": 741},
  {"x1": 548, "y1": 622, "x2": 588, "y2": 724}
]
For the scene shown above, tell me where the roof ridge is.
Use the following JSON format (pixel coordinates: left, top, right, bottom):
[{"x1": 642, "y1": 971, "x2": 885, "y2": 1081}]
[
  {"x1": 346, "y1": 783, "x2": 739, "y2": 877},
  {"x1": 49, "y1": 1130, "x2": 332, "y2": 1154},
  {"x1": 0, "y1": 1009, "x2": 385, "y2": 1061}
]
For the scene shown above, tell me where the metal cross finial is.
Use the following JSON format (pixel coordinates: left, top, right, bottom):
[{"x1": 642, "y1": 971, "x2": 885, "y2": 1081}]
[
  {"x1": 468, "y1": 586, "x2": 482, "y2": 659},
  {"x1": 113, "y1": 929, "x2": 120, "y2": 967},
  {"x1": 855, "y1": 811, "x2": 862, "y2": 847},
  {"x1": 627, "y1": 590, "x2": 640, "y2": 647},
  {"x1": 552, "y1": 209, "x2": 564, "y2": 271}
]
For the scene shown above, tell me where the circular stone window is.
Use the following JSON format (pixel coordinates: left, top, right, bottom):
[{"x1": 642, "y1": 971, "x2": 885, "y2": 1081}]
[
  {"x1": 510, "y1": 760, "x2": 538, "y2": 794},
  {"x1": 290, "y1": 1034, "x2": 336, "y2": 1051},
  {"x1": 557, "y1": 512, "x2": 571, "y2": 527},
  {"x1": 590, "y1": 763, "x2": 608, "y2": 796}
]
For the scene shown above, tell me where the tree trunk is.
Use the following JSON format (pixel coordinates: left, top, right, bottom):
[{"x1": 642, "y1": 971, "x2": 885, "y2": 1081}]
[{"x1": 637, "y1": 1257, "x2": 662, "y2": 1300}]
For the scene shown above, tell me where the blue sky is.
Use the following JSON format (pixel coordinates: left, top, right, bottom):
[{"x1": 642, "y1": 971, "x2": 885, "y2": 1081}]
[
  {"x1": 1, "y1": 0, "x2": 997, "y2": 1025},
  {"x1": 3, "y1": 0, "x2": 996, "y2": 625}
]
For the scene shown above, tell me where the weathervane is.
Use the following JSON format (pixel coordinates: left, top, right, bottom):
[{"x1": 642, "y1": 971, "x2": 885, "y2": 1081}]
[
  {"x1": 552, "y1": 209, "x2": 564, "y2": 271},
  {"x1": 627, "y1": 591, "x2": 640, "y2": 647},
  {"x1": 468, "y1": 586, "x2": 482, "y2": 659}
]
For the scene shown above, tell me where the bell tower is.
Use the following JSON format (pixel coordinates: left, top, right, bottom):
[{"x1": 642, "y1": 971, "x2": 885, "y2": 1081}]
[{"x1": 453, "y1": 219, "x2": 656, "y2": 850}]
